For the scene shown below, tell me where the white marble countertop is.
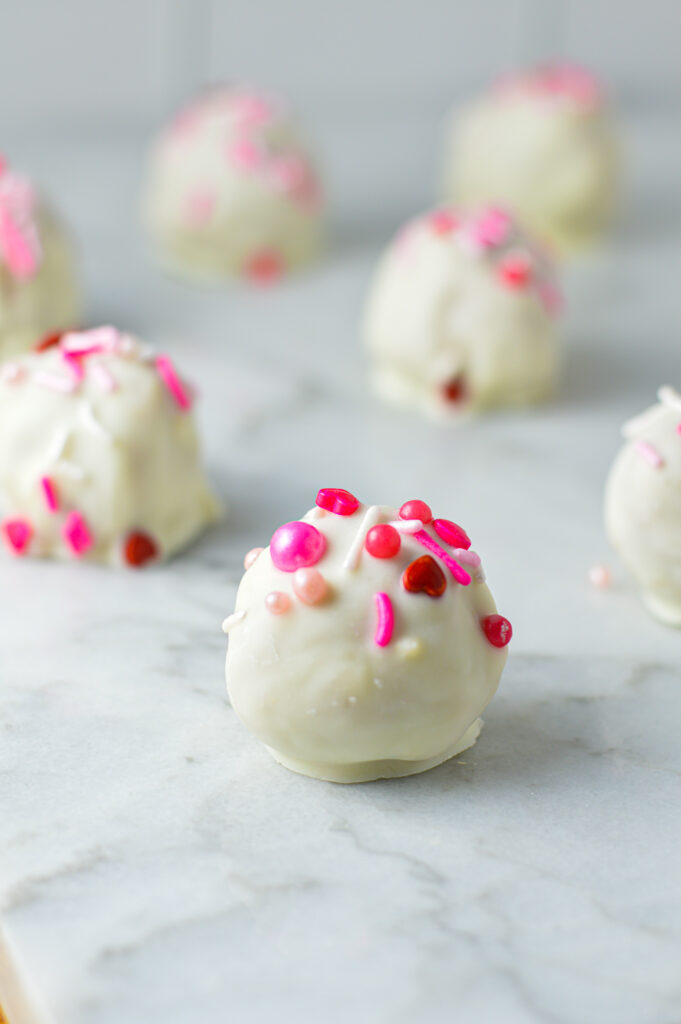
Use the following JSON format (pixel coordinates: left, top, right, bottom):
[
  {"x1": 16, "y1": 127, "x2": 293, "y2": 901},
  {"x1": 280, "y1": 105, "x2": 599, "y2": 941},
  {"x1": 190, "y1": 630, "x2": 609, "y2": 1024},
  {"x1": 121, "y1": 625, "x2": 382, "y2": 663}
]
[{"x1": 2, "y1": 111, "x2": 681, "y2": 1024}]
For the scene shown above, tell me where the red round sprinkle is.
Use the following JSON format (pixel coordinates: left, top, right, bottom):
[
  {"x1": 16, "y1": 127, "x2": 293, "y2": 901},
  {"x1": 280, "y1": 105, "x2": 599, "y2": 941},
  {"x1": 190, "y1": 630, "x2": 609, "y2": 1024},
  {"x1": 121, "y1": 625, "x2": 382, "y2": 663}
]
[
  {"x1": 481, "y1": 614, "x2": 513, "y2": 648},
  {"x1": 399, "y1": 500, "x2": 432, "y2": 524},
  {"x1": 365, "y1": 524, "x2": 401, "y2": 559},
  {"x1": 433, "y1": 519, "x2": 471, "y2": 550},
  {"x1": 402, "y1": 555, "x2": 446, "y2": 598},
  {"x1": 498, "y1": 254, "x2": 533, "y2": 289},
  {"x1": 35, "y1": 330, "x2": 65, "y2": 353},
  {"x1": 246, "y1": 249, "x2": 284, "y2": 284},
  {"x1": 124, "y1": 531, "x2": 159, "y2": 568},
  {"x1": 442, "y1": 374, "x2": 468, "y2": 404},
  {"x1": 429, "y1": 209, "x2": 458, "y2": 235},
  {"x1": 316, "y1": 488, "x2": 359, "y2": 516}
]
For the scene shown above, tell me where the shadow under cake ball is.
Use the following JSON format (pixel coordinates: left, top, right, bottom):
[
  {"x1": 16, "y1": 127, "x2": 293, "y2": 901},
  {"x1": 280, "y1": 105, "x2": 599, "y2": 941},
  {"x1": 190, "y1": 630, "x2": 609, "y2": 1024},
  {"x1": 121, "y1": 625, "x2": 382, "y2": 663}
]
[
  {"x1": 443, "y1": 64, "x2": 618, "y2": 250},
  {"x1": 142, "y1": 85, "x2": 324, "y2": 283},
  {"x1": 0, "y1": 327, "x2": 220, "y2": 565},
  {"x1": 605, "y1": 387, "x2": 681, "y2": 627},
  {"x1": 0, "y1": 155, "x2": 80, "y2": 362},
  {"x1": 363, "y1": 206, "x2": 561, "y2": 419},
  {"x1": 223, "y1": 489, "x2": 512, "y2": 783}
]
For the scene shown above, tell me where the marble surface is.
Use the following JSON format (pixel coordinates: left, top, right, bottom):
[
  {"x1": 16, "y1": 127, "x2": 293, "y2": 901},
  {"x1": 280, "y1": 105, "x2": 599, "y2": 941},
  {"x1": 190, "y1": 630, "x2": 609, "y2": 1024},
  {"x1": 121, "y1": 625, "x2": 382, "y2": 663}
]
[{"x1": 2, "y1": 110, "x2": 681, "y2": 1024}]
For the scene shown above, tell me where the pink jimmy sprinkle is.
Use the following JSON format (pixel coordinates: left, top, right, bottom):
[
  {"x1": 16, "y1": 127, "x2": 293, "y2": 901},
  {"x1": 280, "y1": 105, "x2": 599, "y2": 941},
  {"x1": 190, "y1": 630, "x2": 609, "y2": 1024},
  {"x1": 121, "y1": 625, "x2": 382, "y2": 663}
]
[
  {"x1": 2, "y1": 517, "x2": 32, "y2": 555},
  {"x1": 40, "y1": 476, "x2": 59, "y2": 513},
  {"x1": 155, "y1": 355, "x2": 192, "y2": 411},
  {"x1": 62, "y1": 351, "x2": 85, "y2": 381},
  {"x1": 635, "y1": 440, "x2": 664, "y2": 468},
  {"x1": 373, "y1": 592, "x2": 395, "y2": 648},
  {"x1": 413, "y1": 529, "x2": 471, "y2": 586},
  {"x1": 62, "y1": 511, "x2": 93, "y2": 556}
]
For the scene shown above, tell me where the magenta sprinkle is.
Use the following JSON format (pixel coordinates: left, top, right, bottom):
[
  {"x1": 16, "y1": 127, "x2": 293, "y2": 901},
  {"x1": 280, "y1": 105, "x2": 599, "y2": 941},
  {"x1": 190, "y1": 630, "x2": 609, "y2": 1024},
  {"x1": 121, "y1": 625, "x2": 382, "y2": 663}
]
[
  {"x1": 270, "y1": 521, "x2": 326, "y2": 572},
  {"x1": 316, "y1": 488, "x2": 359, "y2": 516},
  {"x1": 399, "y1": 500, "x2": 432, "y2": 524},
  {"x1": 40, "y1": 476, "x2": 59, "y2": 513},
  {"x1": 62, "y1": 511, "x2": 93, "y2": 556},
  {"x1": 156, "y1": 355, "x2": 192, "y2": 411},
  {"x1": 2, "y1": 518, "x2": 32, "y2": 554},
  {"x1": 413, "y1": 529, "x2": 471, "y2": 586},
  {"x1": 635, "y1": 440, "x2": 663, "y2": 468},
  {"x1": 374, "y1": 592, "x2": 394, "y2": 647},
  {"x1": 432, "y1": 518, "x2": 471, "y2": 550}
]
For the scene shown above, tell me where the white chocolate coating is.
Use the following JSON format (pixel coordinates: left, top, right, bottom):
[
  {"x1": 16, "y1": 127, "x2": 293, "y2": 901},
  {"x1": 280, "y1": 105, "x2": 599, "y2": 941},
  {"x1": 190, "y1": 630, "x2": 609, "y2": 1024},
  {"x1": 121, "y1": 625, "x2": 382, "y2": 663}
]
[
  {"x1": 0, "y1": 328, "x2": 220, "y2": 566},
  {"x1": 363, "y1": 207, "x2": 560, "y2": 420},
  {"x1": 142, "y1": 86, "x2": 324, "y2": 281},
  {"x1": 605, "y1": 388, "x2": 681, "y2": 627},
  {"x1": 0, "y1": 165, "x2": 80, "y2": 361},
  {"x1": 444, "y1": 65, "x2": 618, "y2": 250},
  {"x1": 224, "y1": 498, "x2": 510, "y2": 782}
]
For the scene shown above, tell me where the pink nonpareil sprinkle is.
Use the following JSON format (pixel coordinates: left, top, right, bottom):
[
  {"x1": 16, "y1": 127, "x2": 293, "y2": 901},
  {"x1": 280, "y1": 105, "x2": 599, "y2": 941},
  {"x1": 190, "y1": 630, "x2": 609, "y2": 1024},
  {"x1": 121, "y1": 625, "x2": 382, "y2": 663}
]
[
  {"x1": 635, "y1": 440, "x2": 664, "y2": 468},
  {"x1": 373, "y1": 592, "x2": 395, "y2": 647},
  {"x1": 90, "y1": 362, "x2": 117, "y2": 392},
  {"x1": 62, "y1": 511, "x2": 93, "y2": 556},
  {"x1": 2, "y1": 517, "x2": 32, "y2": 554},
  {"x1": 40, "y1": 476, "x2": 59, "y2": 513},
  {"x1": 155, "y1": 355, "x2": 192, "y2": 411},
  {"x1": 413, "y1": 529, "x2": 471, "y2": 586}
]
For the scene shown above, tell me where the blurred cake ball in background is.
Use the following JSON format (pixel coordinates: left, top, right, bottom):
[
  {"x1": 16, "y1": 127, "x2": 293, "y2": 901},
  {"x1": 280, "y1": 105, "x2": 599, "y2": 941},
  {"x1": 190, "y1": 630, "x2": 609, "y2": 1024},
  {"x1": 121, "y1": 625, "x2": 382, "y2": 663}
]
[
  {"x1": 363, "y1": 206, "x2": 561, "y2": 419},
  {"x1": 605, "y1": 388, "x2": 681, "y2": 628},
  {"x1": 0, "y1": 327, "x2": 220, "y2": 566},
  {"x1": 443, "y1": 64, "x2": 618, "y2": 250},
  {"x1": 0, "y1": 155, "x2": 80, "y2": 362},
  {"x1": 142, "y1": 85, "x2": 324, "y2": 283}
]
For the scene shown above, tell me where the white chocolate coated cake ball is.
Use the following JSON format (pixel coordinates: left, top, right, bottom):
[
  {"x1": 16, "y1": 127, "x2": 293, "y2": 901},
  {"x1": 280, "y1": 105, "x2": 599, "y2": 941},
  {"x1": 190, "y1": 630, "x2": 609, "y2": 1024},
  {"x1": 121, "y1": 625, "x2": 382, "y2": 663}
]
[
  {"x1": 224, "y1": 489, "x2": 512, "y2": 783},
  {"x1": 444, "y1": 64, "x2": 618, "y2": 250},
  {"x1": 0, "y1": 156, "x2": 80, "y2": 361},
  {"x1": 605, "y1": 388, "x2": 681, "y2": 627},
  {"x1": 364, "y1": 206, "x2": 561, "y2": 419},
  {"x1": 0, "y1": 327, "x2": 220, "y2": 566},
  {"x1": 143, "y1": 86, "x2": 324, "y2": 282}
]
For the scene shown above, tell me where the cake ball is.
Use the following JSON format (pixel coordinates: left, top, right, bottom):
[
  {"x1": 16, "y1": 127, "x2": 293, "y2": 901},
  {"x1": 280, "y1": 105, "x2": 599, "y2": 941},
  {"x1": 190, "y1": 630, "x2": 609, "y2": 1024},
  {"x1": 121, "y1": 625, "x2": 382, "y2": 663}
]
[
  {"x1": 223, "y1": 488, "x2": 512, "y2": 782},
  {"x1": 0, "y1": 155, "x2": 80, "y2": 361},
  {"x1": 142, "y1": 85, "x2": 324, "y2": 282},
  {"x1": 0, "y1": 327, "x2": 220, "y2": 566},
  {"x1": 444, "y1": 64, "x2": 618, "y2": 249},
  {"x1": 605, "y1": 387, "x2": 681, "y2": 627},
  {"x1": 363, "y1": 206, "x2": 561, "y2": 419}
]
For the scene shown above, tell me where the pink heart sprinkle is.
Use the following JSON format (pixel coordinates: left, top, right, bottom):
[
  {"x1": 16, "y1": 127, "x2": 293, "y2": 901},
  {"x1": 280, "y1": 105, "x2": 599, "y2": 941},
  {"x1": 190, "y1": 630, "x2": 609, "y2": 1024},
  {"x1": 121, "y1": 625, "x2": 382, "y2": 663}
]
[{"x1": 2, "y1": 517, "x2": 32, "y2": 554}]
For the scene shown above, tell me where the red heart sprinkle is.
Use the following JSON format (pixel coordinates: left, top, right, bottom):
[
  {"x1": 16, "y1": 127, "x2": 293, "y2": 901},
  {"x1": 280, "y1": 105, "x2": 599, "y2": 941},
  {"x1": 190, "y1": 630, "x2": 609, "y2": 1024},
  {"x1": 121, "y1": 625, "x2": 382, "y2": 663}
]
[
  {"x1": 481, "y1": 614, "x2": 513, "y2": 648},
  {"x1": 35, "y1": 330, "x2": 65, "y2": 352},
  {"x1": 402, "y1": 555, "x2": 446, "y2": 598},
  {"x1": 442, "y1": 374, "x2": 468, "y2": 404},
  {"x1": 124, "y1": 531, "x2": 158, "y2": 568}
]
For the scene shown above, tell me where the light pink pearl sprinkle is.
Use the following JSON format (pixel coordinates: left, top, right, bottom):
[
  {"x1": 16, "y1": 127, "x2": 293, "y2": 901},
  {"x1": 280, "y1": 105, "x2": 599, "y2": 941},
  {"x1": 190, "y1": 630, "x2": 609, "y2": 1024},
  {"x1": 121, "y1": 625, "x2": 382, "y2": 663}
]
[
  {"x1": 292, "y1": 568, "x2": 327, "y2": 605},
  {"x1": 588, "y1": 564, "x2": 611, "y2": 589},
  {"x1": 265, "y1": 591, "x2": 291, "y2": 615},
  {"x1": 244, "y1": 546, "x2": 263, "y2": 570}
]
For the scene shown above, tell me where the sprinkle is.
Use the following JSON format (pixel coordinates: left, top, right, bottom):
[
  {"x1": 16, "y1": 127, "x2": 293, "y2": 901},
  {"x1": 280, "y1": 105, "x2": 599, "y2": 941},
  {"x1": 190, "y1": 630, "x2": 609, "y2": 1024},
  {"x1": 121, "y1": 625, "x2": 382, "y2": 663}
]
[
  {"x1": 635, "y1": 440, "x2": 664, "y2": 468},
  {"x1": 184, "y1": 189, "x2": 217, "y2": 227},
  {"x1": 588, "y1": 564, "x2": 611, "y2": 589},
  {"x1": 402, "y1": 555, "x2": 447, "y2": 598},
  {"x1": 2, "y1": 518, "x2": 32, "y2": 554},
  {"x1": 271, "y1": 521, "x2": 326, "y2": 572},
  {"x1": 465, "y1": 207, "x2": 511, "y2": 250},
  {"x1": 1, "y1": 362, "x2": 22, "y2": 383},
  {"x1": 373, "y1": 592, "x2": 395, "y2": 647},
  {"x1": 156, "y1": 355, "x2": 192, "y2": 411},
  {"x1": 35, "y1": 331, "x2": 64, "y2": 352},
  {"x1": 244, "y1": 547, "x2": 263, "y2": 570},
  {"x1": 365, "y1": 524, "x2": 401, "y2": 559},
  {"x1": 62, "y1": 511, "x2": 93, "y2": 556},
  {"x1": 123, "y1": 530, "x2": 158, "y2": 567},
  {"x1": 62, "y1": 351, "x2": 85, "y2": 381},
  {"x1": 432, "y1": 518, "x2": 471, "y2": 550},
  {"x1": 34, "y1": 371, "x2": 78, "y2": 393},
  {"x1": 388, "y1": 518, "x2": 423, "y2": 534},
  {"x1": 265, "y1": 591, "x2": 291, "y2": 615},
  {"x1": 246, "y1": 249, "x2": 284, "y2": 284},
  {"x1": 498, "y1": 252, "x2": 533, "y2": 288},
  {"x1": 316, "y1": 488, "x2": 360, "y2": 516},
  {"x1": 227, "y1": 136, "x2": 263, "y2": 171},
  {"x1": 222, "y1": 610, "x2": 247, "y2": 633},
  {"x1": 429, "y1": 209, "x2": 458, "y2": 235},
  {"x1": 442, "y1": 374, "x2": 468, "y2": 404},
  {"x1": 343, "y1": 505, "x2": 382, "y2": 570},
  {"x1": 40, "y1": 476, "x2": 59, "y2": 513},
  {"x1": 81, "y1": 402, "x2": 110, "y2": 439},
  {"x1": 413, "y1": 529, "x2": 471, "y2": 585},
  {"x1": 400, "y1": 499, "x2": 432, "y2": 524},
  {"x1": 453, "y1": 548, "x2": 481, "y2": 568},
  {"x1": 292, "y1": 567, "x2": 327, "y2": 605},
  {"x1": 481, "y1": 614, "x2": 513, "y2": 648},
  {"x1": 396, "y1": 637, "x2": 423, "y2": 660},
  {"x1": 0, "y1": 205, "x2": 40, "y2": 280},
  {"x1": 90, "y1": 363, "x2": 117, "y2": 392}
]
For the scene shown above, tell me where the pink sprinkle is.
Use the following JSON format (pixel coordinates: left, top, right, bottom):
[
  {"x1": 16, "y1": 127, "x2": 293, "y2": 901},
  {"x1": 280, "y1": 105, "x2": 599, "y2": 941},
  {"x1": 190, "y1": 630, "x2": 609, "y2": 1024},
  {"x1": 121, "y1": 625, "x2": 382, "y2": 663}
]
[
  {"x1": 373, "y1": 592, "x2": 395, "y2": 647},
  {"x1": 244, "y1": 546, "x2": 263, "y2": 570},
  {"x1": 156, "y1": 355, "x2": 192, "y2": 411},
  {"x1": 316, "y1": 488, "x2": 360, "y2": 516},
  {"x1": 62, "y1": 511, "x2": 93, "y2": 556},
  {"x1": 466, "y1": 207, "x2": 511, "y2": 249},
  {"x1": 265, "y1": 591, "x2": 291, "y2": 615},
  {"x1": 90, "y1": 363, "x2": 117, "y2": 392},
  {"x1": 184, "y1": 190, "x2": 216, "y2": 227},
  {"x1": 293, "y1": 567, "x2": 327, "y2": 605},
  {"x1": 246, "y1": 249, "x2": 284, "y2": 284},
  {"x1": 62, "y1": 351, "x2": 85, "y2": 381},
  {"x1": 453, "y1": 547, "x2": 481, "y2": 568},
  {"x1": 2, "y1": 518, "x2": 32, "y2": 555},
  {"x1": 0, "y1": 206, "x2": 39, "y2": 280},
  {"x1": 1, "y1": 362, "x2": 22, "y2": 383},
  {"x1": 413, "y1": 529, "x2": 471, "y2": 586},
  {"x1": 269, "y1": 155, "x2": 308, "y2": 195},
  {"x1": 588, "y1": 564, "x2": 611, "y2": 589},
  {"x1": 40, "y1": 476, "x2": 59, "y2": 513},
  {"x1": 536, "y1": 280, "x2": 562, "y2": 317},
  {"x1": 676, "y1": 423, "x2": 681, "y2": 436},
  {"x1": 498, "y1": 253, "x2": 533, "y2": 289},
  {"x1": 399, "y1": 500, "x2": 432, "y2": 524},
  {"x1": 429, "y1": 209, "x2": 458, "y2": 235},
  {"x1": 635, "y1": 440, "x2": 664, "y2": 468},
  {"x1": 432, "y1": 518, "x2": 471, "y2": 550},
  {"x1": 229, "y1": 92, "x2": 273, "y2": 126},
  {"x1": 270, "y1": 521, "x2": 326, "y2": 572},
  {"x1": 34, "y1": 371, "x2": 78, "y2": 393}
]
